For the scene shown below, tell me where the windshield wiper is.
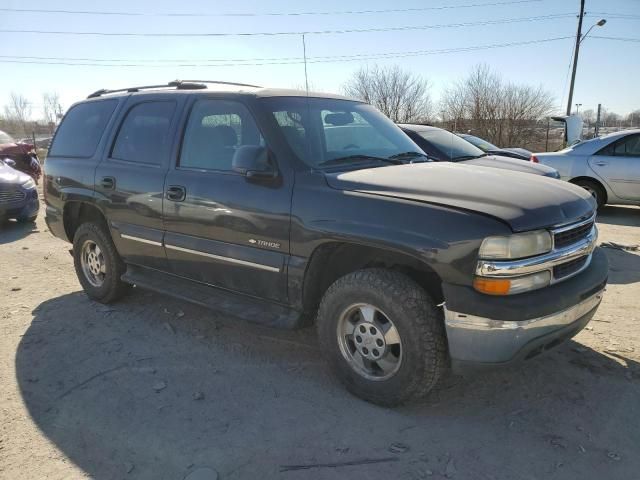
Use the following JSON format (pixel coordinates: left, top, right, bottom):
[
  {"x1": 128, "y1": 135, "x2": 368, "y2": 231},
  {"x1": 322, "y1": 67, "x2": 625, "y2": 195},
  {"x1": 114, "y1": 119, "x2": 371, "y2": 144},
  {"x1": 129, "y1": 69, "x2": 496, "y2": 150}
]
[
  {"x1": 318, "y1": 155, "x2": 403, "y2": 167},
  {"x1": 451, "y1": 154, "x2": 487, "y2": 161},
  {"x1": 388, "y1": 151, "x2": 430, "y2": 162}
]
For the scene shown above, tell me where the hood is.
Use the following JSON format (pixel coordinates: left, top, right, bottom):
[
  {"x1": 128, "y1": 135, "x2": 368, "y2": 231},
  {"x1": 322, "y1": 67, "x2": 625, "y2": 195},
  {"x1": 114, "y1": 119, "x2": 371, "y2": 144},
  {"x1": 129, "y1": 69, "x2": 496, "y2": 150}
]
[
  {"x1": 0, "y1": 161, "x2": 31, "y2": 185},
  {"x1": 461, "y1": 155, "x2": 558, "y2": 177},
  {"x1": 0, "y1": 141, "x2": 33, "y2": 155},
  {"x1": 325, "y1": 162, "x2": 595, "y2": 232}
]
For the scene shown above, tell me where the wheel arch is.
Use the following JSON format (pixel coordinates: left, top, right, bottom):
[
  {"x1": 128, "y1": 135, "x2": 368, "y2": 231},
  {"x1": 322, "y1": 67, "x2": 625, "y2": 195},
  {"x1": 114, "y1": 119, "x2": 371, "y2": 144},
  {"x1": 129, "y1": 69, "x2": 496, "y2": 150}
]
[
  {"x1": 301, "y1": 241, "x2": 444, "y2": 321},
  {"x1": 569, "y1": 176, "x2": 608, "y2": 205},
  {"x1": 63, "y1": 201, "x2": 110, "y2": 242}
]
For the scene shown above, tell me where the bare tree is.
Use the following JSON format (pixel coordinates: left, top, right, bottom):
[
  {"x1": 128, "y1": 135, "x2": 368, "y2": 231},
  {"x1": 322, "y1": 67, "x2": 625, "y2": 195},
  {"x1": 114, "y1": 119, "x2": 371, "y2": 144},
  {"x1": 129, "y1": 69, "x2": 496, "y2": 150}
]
[
  {"x1": 439, "y1": 64, "x2": 554, "y2": 149},
  {"x1": 3, "y1": 92, "x2": 32, "y2": 137},
  {"x1": 581, "y1": 108, "x2": 595, "y2": 127},
  {"x1": 343, "y1": 65, "x2": 433, "y2": 123},
  {"x1": 43, "y1": 92, "x2": 64, "y2": 131}
]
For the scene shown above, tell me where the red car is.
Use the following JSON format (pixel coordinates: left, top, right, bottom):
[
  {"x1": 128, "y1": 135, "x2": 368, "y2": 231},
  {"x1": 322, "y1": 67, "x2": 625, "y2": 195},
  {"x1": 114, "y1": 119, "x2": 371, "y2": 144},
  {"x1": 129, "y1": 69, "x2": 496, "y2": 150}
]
[{"x1": 0, "y1": 130, "x2": 41, "y2": 183}]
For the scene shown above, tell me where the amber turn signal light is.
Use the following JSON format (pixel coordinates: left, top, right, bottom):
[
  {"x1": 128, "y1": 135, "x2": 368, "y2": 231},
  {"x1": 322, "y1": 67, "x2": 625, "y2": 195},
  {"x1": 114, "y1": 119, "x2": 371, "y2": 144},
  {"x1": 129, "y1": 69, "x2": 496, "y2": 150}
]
[{"x1": 473, "y1": 277, "x2": 511, "y2": 295}]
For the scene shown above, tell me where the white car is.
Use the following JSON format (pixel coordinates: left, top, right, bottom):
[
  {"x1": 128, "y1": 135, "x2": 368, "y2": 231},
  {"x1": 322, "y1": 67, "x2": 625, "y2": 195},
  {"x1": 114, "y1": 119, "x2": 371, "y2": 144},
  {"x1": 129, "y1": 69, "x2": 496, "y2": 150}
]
[{"x1": 532, "y1": 129, "x2": 640, "y2": 208}]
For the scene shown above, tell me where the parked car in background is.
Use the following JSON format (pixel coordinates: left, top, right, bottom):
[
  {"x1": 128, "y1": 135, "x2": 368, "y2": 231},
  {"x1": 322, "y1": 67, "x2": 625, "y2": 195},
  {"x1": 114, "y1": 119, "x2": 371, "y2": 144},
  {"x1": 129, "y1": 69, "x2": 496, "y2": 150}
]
[
  {"x1": 457, "y1": 133, "x2": 532, "y2": 160},
  {"x1": 0, "y1": 158, "x2": 39, "y2": 223},
  {"x1": 44, "y1": 81, "x2": 606, "y2": 406},
  {"x1": 0, "y1": 130, "x2": 42, "y2": 183},
  {"x1": 399, "y1": 125, "x2": 559, "y2": 178},
  {"x1": 532, "y1": 129, "x2": 640, "y2": 208}
]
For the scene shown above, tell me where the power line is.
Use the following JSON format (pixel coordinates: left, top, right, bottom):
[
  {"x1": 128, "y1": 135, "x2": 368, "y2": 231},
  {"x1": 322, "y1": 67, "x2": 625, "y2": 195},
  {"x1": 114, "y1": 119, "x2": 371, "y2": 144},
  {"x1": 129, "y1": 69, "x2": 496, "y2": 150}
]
[
  {"x1": 0, "y1": 37, "x2": 574, "y2": 68},
  {"x1": 0, "y1": 0, "x2": 542, "y2": 17},
  {"x1": 587, "y1": 12, "x2": 640, "y2": 20},
  {"x1": 0, "y1": 37, "x2": 574, "y2": 65},
  {"x1": 590, "y1": 35, "x2": 640, "y2": 42},
  {"x1": 0, "y1": 14, "x2": 576, "y2": 37}
]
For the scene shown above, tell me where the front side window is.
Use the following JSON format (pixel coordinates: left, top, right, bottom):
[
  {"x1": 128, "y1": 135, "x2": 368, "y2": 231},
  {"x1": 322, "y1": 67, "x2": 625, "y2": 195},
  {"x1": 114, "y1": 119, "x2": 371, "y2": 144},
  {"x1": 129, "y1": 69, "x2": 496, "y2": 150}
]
[
  {"x1": 262, "y1": 97, "x2": 420, "y2": 168},
  {"x1": 49, "y1": 100, "x2": 117, "y2": 158},
  {"x1": 180, "y1": 99, "x2": 263, "y2": 171},
  {"x1": 111, "y1": 101, "x2": 176, "y2": 165}
]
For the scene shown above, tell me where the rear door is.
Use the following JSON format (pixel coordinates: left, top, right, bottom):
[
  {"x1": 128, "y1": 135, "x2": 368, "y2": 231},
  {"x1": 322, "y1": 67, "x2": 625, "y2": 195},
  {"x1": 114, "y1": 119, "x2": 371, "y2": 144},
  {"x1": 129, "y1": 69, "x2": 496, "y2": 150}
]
[
  {"x1": 589, "y1": 133, "x2": 640, "y2": 201},
  {"x1": 162, "y1": 97, "x2": 292, "y2": 303},
  {"x1": 95, "y1": 94, "x2": 184, "y2": 270}
]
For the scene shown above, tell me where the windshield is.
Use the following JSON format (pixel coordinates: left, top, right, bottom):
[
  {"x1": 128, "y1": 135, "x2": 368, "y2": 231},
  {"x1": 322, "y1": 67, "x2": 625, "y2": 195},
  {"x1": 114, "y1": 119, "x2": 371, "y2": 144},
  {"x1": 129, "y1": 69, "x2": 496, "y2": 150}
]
[
  {"x1": 416, "y1": 129, "x2": 484, "y2": 160},
  {"x1": 461, "y1": 134, "x2": 498, "y2": 151},
  {"x1": 260, "y1": 97, "x2": 422, "y2": 168},
  {"x1": 0, "y1": 130, "x2": 15, "y2": 144}
]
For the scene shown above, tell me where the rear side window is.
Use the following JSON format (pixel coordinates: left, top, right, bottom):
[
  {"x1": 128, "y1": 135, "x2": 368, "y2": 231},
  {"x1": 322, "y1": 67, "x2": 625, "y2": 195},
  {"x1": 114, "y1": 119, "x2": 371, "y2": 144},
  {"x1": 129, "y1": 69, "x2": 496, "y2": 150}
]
[
  {"x1": 111, "y1": 101, "x2": 176, "y2": 165},
  {"x1": 49, "y1": 100, "x2": 117, "y2": 158},
  {"x1": 613, "y1": 135, "x2": 640, "y2": 156}
]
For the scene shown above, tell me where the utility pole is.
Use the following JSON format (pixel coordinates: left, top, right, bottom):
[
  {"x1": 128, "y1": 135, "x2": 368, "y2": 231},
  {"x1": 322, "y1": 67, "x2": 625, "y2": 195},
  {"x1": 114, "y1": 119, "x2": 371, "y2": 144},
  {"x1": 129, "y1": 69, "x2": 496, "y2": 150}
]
[
  {"x1": 301, "y1": 34, "x2": 309, "y2": 95},
  {"x1": 595, "y1": 103, "x2": 601, "y2": 136},
  {"x1": 545, "y1": 117, "x2": 550, "y2": 151},
  {"x1": 566, "y1": 0, "x2": 585, "y2": 116}
]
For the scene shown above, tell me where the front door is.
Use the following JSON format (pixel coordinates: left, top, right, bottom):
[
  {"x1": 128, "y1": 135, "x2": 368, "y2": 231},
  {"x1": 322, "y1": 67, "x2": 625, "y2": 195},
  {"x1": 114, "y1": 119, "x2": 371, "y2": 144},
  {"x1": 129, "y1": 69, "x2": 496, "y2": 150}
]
[
  {"x1": 162, "y1": 97, "x2": 292, "y2": 303},
  {"x1": 95, "y1": 95, "x2": 184, "y2": 270},
  {"x1": 589, "y1": 133, "x2": 640, "y2": 201}
]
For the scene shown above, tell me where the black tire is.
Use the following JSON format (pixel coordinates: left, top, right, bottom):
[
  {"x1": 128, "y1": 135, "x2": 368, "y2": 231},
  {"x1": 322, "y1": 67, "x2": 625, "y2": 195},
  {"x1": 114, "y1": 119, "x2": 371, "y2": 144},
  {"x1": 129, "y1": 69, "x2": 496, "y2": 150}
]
[
  {"x1": 73, "y1": 222, "x2": 131, "y2": 303},
  {"x1": 573, "y1": 179, "x2": 606, "y2": 209},
  {"x1": 317, "y1": 268, "x2": 448, "y2": 406}
]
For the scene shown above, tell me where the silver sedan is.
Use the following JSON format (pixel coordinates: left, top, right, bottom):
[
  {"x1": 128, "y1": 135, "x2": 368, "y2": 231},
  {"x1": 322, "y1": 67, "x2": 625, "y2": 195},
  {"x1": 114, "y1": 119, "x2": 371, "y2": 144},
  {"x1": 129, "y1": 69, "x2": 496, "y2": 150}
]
[{"x1": 532, "y1": 129, "x2": 640, "y2": 208}]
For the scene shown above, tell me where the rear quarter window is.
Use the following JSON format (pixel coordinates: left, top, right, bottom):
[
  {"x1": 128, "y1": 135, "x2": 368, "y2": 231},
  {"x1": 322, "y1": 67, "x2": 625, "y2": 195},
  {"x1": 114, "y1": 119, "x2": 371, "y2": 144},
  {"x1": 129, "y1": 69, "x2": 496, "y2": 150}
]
[{"x1": 49, "y1": 99, "x2": 118, "y2": 158}]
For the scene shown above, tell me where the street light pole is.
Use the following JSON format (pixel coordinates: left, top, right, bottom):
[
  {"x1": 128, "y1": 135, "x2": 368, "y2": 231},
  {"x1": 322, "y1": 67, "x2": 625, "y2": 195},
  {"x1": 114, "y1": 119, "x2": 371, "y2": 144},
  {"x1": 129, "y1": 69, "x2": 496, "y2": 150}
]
[
  {"x1": 566, "y1": 4, "x2": 606, "y2": 116},
  {"x1": 575, "y1": 103, "x2": 582, "y2": 115},
  {"x1": 566, "y1": 0, "x2": 585, "y2": 116}
]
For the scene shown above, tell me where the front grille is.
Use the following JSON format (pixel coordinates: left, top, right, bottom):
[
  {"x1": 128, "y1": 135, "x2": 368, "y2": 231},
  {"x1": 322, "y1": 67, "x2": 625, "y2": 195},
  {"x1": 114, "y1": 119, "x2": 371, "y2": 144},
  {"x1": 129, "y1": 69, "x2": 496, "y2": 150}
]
[
  {"x1": 553, "y1": 256, "x2": 588, "y2": 280},
  {"x1": 0, "y1": 187, "x2": 26, "y2": 204},
  {"x1": 554, "y1": 220, "x2": 594, "y2": 249}
]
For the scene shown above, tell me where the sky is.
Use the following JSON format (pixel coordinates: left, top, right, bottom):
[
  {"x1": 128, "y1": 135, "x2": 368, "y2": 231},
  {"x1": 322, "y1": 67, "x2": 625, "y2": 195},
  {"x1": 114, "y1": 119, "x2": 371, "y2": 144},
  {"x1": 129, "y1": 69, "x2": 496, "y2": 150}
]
[{"x1": 1, "y1": 0, "x2": 639, "y2": 120}]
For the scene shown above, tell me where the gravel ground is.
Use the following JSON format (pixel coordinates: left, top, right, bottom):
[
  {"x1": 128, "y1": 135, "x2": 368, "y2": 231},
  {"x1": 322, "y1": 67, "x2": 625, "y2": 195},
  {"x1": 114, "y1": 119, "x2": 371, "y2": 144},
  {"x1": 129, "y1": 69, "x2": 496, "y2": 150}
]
[{"x1": 1, "y1": 199, "x2": 639, "y2": 480}]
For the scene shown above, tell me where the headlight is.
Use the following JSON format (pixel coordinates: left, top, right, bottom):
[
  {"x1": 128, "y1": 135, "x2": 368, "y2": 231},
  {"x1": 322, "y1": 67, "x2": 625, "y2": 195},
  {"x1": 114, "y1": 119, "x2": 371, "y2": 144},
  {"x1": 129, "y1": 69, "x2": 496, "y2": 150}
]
[
  {"x1": 479, "y1": 230, "x2": 552, "y2": 260},
  {"x1": 474, "y1": 271, "x2": 551, "y2": 295},
  {"x1": 22, "y1": 178, "x2": 36, "y2": 189}
]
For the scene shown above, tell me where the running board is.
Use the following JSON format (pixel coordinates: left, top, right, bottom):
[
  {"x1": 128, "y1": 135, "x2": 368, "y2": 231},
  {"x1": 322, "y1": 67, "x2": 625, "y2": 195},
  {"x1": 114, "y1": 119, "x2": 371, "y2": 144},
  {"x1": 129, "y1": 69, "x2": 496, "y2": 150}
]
[{"x1": 121, "y1": 264, "x2": 301, "y2": 329}]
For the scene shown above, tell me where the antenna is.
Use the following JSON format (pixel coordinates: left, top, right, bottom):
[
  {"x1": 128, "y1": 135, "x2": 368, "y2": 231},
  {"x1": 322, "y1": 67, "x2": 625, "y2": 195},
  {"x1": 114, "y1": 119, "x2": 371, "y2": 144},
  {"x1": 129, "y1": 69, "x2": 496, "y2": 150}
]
[{"x1": 302, "y1": 34, "x2": 309, "y2": 95}]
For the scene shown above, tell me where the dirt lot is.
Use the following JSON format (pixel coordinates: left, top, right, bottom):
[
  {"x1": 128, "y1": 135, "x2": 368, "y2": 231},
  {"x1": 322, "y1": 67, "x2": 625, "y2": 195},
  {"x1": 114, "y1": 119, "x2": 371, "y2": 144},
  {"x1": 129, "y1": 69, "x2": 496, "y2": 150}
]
[{"x1": 1, "y1": 199, "x2": 639, "y2": 480}]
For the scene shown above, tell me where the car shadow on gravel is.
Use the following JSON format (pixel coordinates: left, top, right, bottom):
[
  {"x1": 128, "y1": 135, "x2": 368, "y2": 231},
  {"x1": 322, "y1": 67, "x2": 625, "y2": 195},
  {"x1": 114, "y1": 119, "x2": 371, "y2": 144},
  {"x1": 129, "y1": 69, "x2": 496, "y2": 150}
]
[
  {"x1": 0, "y1": 219, "x2": 39, "y2": 244},
  {"x1": 597, "y1": 205, "x2": 640, "y2": 227},
  {"x1": 16, "y1": 290, "x2": 640, "y2": 480},
  {"x1": 601, "y1": 247, "x2": 640, "y2": 285}
]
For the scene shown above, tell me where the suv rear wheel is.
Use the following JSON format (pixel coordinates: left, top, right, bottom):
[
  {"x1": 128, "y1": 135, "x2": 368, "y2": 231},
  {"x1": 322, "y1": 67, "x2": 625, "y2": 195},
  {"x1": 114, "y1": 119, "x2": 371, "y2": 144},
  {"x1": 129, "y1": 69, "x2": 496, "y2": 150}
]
[
  {"x1": 317, "y1": 268, "x2": 448, "y2": 406},
  {"x1": 73, "y1": 222, "x2": 131, "y2": 303}
]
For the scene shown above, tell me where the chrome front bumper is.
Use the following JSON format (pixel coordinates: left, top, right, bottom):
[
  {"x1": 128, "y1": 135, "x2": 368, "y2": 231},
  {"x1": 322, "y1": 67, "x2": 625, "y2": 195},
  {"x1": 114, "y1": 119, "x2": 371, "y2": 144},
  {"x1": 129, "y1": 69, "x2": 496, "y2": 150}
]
[{"x1": 444, "y1": 288, "x2": 605, "y2": 366}]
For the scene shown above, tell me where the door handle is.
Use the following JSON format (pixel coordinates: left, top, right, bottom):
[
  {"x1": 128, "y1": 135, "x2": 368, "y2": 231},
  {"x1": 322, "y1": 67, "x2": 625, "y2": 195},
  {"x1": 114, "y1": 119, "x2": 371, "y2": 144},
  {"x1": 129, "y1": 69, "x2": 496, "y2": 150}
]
[
  {"x1": 166, "y1": 185, "x2": 186, "y2": 202},
  {"x1": 100, "y1": 176, "x2": 115, "y2": 189},
  {"x1": 594, "y1": 161, "x2": 609, "y2": 166}
]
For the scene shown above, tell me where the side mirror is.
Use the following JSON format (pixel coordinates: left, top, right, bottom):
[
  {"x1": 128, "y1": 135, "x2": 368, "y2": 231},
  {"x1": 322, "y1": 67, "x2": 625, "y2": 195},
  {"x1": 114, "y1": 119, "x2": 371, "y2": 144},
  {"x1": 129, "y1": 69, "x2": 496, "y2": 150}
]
[{"x1": 232, "y1": 146, "x2": 277, "y2": 179}]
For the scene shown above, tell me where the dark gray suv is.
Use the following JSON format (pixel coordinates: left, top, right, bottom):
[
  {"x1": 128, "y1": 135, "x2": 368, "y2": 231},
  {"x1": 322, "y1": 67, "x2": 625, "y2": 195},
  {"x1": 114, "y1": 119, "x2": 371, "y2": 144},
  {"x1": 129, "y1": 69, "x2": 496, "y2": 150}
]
[{"x1": 44, "y1": 81, "x2": 607, "y2": 405}]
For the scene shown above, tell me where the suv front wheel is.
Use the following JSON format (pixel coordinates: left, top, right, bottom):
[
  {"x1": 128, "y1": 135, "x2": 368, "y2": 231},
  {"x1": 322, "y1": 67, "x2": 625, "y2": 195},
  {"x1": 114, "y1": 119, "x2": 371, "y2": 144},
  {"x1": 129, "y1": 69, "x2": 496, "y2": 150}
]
[
  {"x1": 317, "y1": 268, "x2": 448, "y2": 406},
  {"x1": 73, "y1": 222, "x2": 131, "y2": 303}
]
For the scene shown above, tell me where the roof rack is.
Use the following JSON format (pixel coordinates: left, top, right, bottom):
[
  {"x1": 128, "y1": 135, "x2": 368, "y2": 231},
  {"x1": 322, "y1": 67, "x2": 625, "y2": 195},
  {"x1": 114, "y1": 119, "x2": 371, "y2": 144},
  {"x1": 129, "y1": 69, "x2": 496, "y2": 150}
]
[{"x1": 87, "y1": 79, "x2": 261, "y2": 99}]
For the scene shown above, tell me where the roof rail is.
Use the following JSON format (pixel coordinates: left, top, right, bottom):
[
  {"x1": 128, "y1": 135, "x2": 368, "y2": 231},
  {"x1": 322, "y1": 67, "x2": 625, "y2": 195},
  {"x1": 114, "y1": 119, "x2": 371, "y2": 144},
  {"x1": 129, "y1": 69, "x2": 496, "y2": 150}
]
[
  {"x1": 178, "y1": 80, "x2": 262, "y2": 88},
  {"x1": 87, "y1": 79, "x2": 261, "y2": 99}
]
